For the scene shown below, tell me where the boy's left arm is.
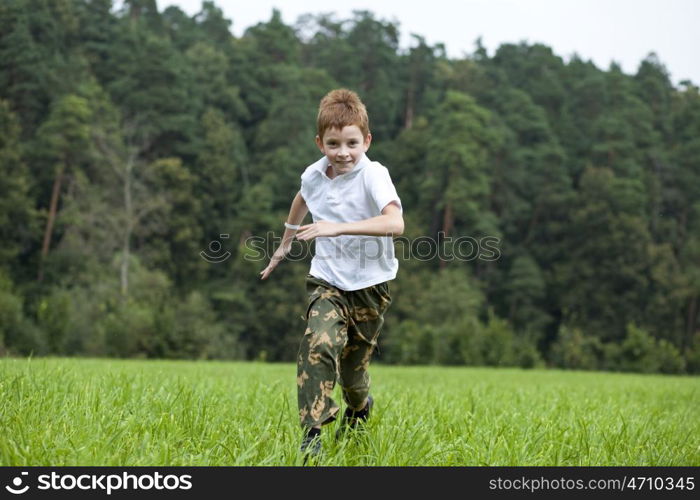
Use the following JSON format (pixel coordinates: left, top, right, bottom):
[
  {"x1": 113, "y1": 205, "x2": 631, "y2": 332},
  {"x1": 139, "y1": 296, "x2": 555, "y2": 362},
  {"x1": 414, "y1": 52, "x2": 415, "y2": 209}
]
[{"x1": 295, "y1": 202, "x2": 404, "y2": 240}]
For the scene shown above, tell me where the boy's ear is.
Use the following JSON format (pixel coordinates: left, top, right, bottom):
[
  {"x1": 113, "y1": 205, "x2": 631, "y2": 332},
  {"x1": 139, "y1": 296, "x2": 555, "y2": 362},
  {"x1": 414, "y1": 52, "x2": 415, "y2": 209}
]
[
  {"x1": 364, "y1": 132, "x2": 372, "y2": 151},
  {"x1": 315, "y1": 135, "x2": 324, "y2": 152}
]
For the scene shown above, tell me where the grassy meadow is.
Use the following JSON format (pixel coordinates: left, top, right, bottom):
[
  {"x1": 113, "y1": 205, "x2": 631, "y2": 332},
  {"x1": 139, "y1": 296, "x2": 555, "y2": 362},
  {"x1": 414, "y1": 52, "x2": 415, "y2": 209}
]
[{"x1": 0, "y1": 357, "x2": 698, "y2": 466}]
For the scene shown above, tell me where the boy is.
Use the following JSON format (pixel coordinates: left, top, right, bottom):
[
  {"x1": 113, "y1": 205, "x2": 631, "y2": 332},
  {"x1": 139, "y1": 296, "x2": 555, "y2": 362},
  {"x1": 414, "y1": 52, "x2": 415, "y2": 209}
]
[{"x1": 259, "y1": 89, "x2": 404, "y2": 456}]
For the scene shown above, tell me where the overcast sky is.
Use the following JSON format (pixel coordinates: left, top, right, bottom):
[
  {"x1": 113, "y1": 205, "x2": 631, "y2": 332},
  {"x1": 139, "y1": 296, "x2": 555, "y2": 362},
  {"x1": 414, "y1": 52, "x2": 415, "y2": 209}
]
[{"x1": 158, "y1": 0, "x2": 699, "y2": 86}]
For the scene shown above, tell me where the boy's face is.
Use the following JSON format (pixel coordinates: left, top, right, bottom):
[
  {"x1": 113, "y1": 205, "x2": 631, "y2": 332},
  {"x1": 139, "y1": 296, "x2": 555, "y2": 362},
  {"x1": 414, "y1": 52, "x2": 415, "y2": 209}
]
[{"x1": 316, "y1": 125, "x2": 372, "y2": 177}]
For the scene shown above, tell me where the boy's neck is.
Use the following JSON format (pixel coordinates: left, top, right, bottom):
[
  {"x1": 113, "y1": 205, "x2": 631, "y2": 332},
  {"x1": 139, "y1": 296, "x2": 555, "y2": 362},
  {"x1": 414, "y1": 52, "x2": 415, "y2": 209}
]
[{"x1": 325, "y1": 164, "x2": 337, "y2": 179}]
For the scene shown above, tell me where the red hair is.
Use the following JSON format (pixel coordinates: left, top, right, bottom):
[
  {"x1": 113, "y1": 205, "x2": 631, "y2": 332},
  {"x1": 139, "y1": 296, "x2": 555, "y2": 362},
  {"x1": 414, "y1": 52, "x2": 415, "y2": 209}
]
[{"x1": 317, "y1": 89, "x2": 370, "y2": 140}]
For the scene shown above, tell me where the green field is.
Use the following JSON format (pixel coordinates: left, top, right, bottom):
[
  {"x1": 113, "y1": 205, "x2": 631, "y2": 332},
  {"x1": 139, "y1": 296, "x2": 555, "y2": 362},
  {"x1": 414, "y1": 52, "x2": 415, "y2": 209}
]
[{"x1": 0, "y1": 357, "x2": 698, "y2": 466}]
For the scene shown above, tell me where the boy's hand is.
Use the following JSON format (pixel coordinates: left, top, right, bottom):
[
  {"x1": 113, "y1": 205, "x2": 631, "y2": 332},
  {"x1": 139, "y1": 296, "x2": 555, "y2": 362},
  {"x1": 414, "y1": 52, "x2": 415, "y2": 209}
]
[
  {"x1": 295, "y1": 221, "x2": 341, "y2": 241},
  {"x1": 259, "y1": 243, "x2": 291, "y2": 280}
]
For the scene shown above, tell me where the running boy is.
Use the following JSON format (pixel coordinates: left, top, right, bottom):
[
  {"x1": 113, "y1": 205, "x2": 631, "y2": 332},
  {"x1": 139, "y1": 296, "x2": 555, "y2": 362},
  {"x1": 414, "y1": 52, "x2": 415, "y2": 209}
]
[{"x1": 259, "y1": 89, "x2": 403, "y2": 455}]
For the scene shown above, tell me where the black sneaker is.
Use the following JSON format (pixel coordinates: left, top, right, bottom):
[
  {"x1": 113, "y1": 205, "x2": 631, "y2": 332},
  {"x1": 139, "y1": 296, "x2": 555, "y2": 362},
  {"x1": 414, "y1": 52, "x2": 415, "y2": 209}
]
[
  {"x1": 336, "y1": 396, "x2": 373, "y2": 439},
  {"x1": 301, "y1": 427, "x2": 321, "y2": 460}
]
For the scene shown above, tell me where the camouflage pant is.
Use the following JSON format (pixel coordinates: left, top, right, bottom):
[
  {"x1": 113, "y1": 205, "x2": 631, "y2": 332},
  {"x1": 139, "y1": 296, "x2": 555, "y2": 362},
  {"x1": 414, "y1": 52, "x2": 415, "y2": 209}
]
[{"x1": 297, "y1": 275, "x2": 392, "y2": 428}]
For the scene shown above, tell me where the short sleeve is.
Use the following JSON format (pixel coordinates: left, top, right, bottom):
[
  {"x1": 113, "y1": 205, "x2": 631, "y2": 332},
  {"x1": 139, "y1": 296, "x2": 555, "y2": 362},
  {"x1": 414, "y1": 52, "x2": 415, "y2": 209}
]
[
  {"x1": 367, "y1": 166, "x2": 402, "y2": 215},
  {"x1": 300, "y1": 162, "x2": 320, "y2": 204},
  {"x1": 300, "y1": 173, "x2": 310, "y2": 203}
]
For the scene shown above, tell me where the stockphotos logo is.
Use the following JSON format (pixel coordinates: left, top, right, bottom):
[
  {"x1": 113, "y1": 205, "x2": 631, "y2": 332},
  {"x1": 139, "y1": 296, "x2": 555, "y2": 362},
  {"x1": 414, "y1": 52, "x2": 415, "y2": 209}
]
[
  {"x1": 5, "y1": 472, "x2": 29, "y2": 494},
  {"x1": 3, "y1": 471, "x2": 192, "y2": 495}
]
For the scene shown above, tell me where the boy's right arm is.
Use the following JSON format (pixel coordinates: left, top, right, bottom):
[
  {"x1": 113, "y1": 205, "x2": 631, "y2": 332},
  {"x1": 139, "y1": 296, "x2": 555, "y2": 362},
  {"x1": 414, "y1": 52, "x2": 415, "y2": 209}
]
[{"x1": 259, "y1": 191, "x2": 309, "y2": 280}]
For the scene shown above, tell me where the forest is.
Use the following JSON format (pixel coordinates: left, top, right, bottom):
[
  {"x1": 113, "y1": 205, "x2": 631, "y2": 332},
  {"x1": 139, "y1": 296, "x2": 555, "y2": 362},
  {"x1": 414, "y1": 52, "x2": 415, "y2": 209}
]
[{"x1": 1, "y1": 0, "x2": 699, "y2": 374}]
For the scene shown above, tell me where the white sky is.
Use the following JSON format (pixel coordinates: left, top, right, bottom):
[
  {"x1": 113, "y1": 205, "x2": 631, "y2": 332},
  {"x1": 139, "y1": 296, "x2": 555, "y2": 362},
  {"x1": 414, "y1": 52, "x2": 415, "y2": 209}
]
[{"x1": 158, "y1": 0, "x2": 699, "y2": 86}]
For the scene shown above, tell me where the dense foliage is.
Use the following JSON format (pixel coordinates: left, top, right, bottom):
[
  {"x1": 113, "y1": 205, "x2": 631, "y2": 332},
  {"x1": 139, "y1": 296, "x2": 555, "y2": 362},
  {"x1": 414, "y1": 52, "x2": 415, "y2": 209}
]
[{"x1": 1, "y1": 0, "x2": 698, "y2": 373}]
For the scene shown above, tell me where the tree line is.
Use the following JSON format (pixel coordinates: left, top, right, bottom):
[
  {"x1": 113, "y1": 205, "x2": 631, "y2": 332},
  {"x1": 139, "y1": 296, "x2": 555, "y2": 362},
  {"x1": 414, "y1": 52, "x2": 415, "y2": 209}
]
[{"x1": 1, "y1": 0, "x2": 698, "y2": 374}]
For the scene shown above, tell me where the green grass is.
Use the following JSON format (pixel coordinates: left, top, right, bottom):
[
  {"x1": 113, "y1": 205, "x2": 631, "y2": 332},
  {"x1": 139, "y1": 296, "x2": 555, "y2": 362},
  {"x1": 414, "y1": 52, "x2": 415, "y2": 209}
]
[{"x1": 0, "y1": 357, "x2": 698, "y2": 466}]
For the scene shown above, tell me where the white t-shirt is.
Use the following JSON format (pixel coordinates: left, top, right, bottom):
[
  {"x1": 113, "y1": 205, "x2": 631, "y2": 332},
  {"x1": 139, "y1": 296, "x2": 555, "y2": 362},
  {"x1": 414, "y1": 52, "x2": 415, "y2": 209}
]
[{"x1": 300, "y1": 153, "x2": 402, "y2": 291}]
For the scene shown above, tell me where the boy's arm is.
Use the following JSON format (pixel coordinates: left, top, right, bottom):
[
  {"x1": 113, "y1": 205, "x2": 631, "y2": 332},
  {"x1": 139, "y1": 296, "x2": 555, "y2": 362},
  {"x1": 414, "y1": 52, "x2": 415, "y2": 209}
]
[
  {"x1": 281, "y1": 190, "x2": 309, "y2": 242},
  {"x1": 296, "y1": 201, "x2": 404, "y2": 240},
  {"x1": 259, "y1": 191, "x2": 309, "y2": 280}
]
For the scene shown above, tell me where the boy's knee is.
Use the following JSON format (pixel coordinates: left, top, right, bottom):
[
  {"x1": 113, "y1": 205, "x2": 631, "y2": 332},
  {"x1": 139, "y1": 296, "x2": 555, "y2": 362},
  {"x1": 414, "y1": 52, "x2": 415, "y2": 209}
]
[
  {"x1": 299, "y1": 320, "x2": 349, "y2": 368},
  {"x1": 305, "y1": 302, "x2": 349, "y2": 345}
]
